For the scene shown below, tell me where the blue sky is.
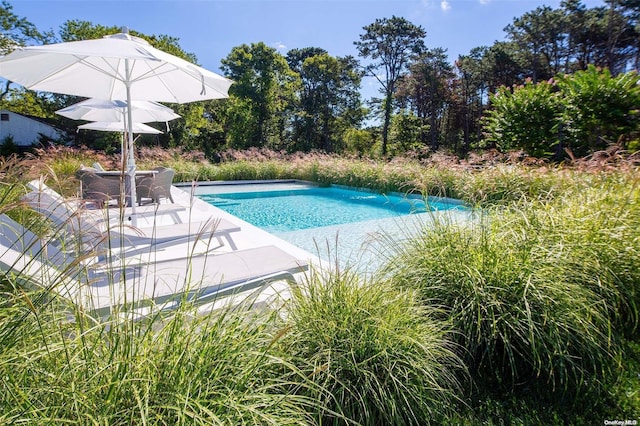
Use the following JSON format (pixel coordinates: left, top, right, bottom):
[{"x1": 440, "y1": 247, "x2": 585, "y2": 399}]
[{"x1": 9, "y1": 0, "x2": 606, "y2": 100}]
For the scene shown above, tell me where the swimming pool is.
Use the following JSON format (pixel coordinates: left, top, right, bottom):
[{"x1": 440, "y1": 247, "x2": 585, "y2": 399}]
[
  {"x1": 193, "y1": 181, "x2": 469, "y2": 273},
  {"x1": 196, "y1": 185, "x2": 454, "y2": 233}
]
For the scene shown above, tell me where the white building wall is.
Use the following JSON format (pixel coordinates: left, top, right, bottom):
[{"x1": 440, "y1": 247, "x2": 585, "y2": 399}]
[{"x1": 0, "y1": 110, "x2": 64, "y2": 146}]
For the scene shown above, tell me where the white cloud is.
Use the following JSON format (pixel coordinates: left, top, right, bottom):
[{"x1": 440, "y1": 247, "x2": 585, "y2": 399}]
[
  {"x1": 440, "y1": 0, "x2": 451, "y2": 11},
  {"x1": 479, "y1": 0, "x2": 491, "y2": 4},
  {"x1": 272, "y1": 41, "x2": 287, "y2": 51}
]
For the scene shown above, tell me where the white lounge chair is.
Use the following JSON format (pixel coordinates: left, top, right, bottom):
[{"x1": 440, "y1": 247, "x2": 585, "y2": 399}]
[
  {"x1": 0, "y1": 213, "x2": 74, "y2": 270},
  {"x1": 22, "y1": 181, "x2": 241, "y2": 258},
  {"x1": 0, "y1": 233, "x2": 308, "y2": 318}
]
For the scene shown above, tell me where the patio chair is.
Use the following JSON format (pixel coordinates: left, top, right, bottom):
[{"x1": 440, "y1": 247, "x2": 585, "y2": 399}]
[
  {"x1": 22, "y1": 180, "x2": 242, "y2": 258},
  {"x1": 0, "y1": 213, "x2": 73, "y2": 269},
  {"x1": 0, "y1": 235, "x2": 308, "y2": 319},
  {"x1": 136, "y1": 167, "x2": 175, "y2": 205},
  {"x1": 0, "y1": 213, "x2": 120, "y2": 287},
  {"x1": 76, "y1": 168, "x2": 125, "y2": 208}
]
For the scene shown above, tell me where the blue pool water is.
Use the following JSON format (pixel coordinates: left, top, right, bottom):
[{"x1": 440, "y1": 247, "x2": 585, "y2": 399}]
[
  {"x1": 197, "y1": 186, "x2": 454, "y2": 233},
  {"x1": 195, "y1": 182, "x2": 470, "y2": 274}
]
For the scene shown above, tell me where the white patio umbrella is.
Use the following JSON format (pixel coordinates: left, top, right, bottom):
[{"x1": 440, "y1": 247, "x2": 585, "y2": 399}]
[
  {"x1": 0, "y1": 29, "x2": 232, "y2": 222},
  {"x1": 57, "y1": 99, "x2": 180, "y2": 124},
  {"x1": 59, "y1": 99, "x2": 179, "y2": 171},
  {"x1": 78, "y1": 120, "x2": 162, "y2": 171},
  {"x1": 78, "y1": 121, "x2": 163, "y2": 134}
]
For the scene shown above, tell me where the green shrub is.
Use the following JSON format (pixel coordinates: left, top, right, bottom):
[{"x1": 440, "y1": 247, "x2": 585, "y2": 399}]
[
  {"x1": 557, "y1": 65, "x2": 640, "y2": 155},
  {"x1": 0, "y1": 136, "x2": 19, "y2": 157},
  {"x1": 483, "y1": 80, "x2": 562, "y2": 157}
]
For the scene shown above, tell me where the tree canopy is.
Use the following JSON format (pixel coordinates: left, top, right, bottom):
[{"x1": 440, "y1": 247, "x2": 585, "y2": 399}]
[
  {"x1": 355, "y1": 16, "x2": 426, "y2": 155},
  {"x1": 1, "y1": 0, "x2": 638, "y2": 159}
]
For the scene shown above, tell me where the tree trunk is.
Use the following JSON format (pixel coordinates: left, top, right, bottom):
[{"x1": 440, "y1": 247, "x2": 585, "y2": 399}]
[{"x1": 382, "y1": 93, "x2": 392, "y2": 156}]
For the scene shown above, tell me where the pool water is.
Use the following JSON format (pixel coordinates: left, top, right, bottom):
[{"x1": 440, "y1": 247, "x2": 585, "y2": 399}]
[
  {"x1": 197, "y1": 186, "x2": 453, "y2": 233},
  {"x1": 195, "y1": 182, "x2": 470, "y2": 274}
]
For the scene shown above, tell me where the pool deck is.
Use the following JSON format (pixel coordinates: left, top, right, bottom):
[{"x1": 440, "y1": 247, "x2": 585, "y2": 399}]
[{"x1": 116, "y1": 182, "x2": 322, "y2": 313}]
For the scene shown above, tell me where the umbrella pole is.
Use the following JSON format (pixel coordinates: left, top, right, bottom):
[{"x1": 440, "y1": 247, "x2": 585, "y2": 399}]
[
  {"x1": 125, "y1": 61, "x2": 138, "y2": 226},
  {"x1": 121, "y1": 132, "x2": 126, "y2": 170}
]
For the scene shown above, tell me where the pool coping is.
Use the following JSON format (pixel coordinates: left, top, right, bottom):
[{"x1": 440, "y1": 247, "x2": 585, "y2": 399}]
[
  {"x1": 174, "y1": 179, "x2": 318, "y2": 188},
  {"x1": 176, "y1": 179, "x2": 467, "y2": 207}
]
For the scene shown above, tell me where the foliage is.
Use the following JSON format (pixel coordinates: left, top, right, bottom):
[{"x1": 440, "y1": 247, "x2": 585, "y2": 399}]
[
  {"x1": 397, "y1": 47, "x2": 454, "y2": 151},
  {"x1": 1, "y1": 149, "x2": 638, "y2": 423},
  {"x1": 0, "y1": 0, "x2": 51, "y2": 56},
  {"x1": 387, "y1": 110, "x2": 424, "y2": 155},
  {"x1": 0, "y1": 290, "x2": 315, "y2": 424},
  {"x1": 23, "y1": 145, "x2": 639, "y2": 209},
  {"x1": 0, "y1": 86, "x2": 57, "y2": 119},
  {"x1": 0, "y1": 136, "x2": 17, "y2": 157},
  {"x1": 221, "y1": 42, "x2": 300, "y2": 150},
  {"x1": 380, "y1": 169, "x2": 640, "y2": 420},
  {"x1": 382, "y1": 211, "x2": 616, "y2": 394},
  {"x1": 557, "y1": 64, "x2": 640, "y2": 154},
  {"x1": 286, "y1": 49, "x2": 365, "y2": 152},
  {"x1": 355, "y1": 16, "x2": 426, "y2": 155},
  {"x1": 343, "y1": 127, "x2": 376, "y2": 155},
  {"x1": 280, "y1": 266, "x2": 462, "y2": 425},
  {"x1": 483, "y1": 79, "x2": 562, "y2": 157},
  {"x1": 484, "y1": 67, "x2": 640, "y2": 158},
  {"x1": 503, "y1": 5, "x2": 568, "y2": 81},
  {"x1": 3, "y1": 2, "x2": 640, "y2": 158}
]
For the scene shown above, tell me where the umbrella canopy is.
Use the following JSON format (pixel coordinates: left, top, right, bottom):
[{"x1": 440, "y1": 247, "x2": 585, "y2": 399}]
[
  {"x1": 0, "y1": 30, "x2": 231, "y2": 222},
  {"x1": 0, "y1": 32, "x2": 232, "y2": 103},
  {"x1": 57, "y1": 99, "x2": 180, "y2": 124},
  {"x1": 78, "y1": 121, "x2": 162, "y2": 134}
]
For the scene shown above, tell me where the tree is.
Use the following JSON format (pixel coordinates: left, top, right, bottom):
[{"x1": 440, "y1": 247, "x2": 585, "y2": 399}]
[
  {"x1": 221, "y1": 42, "x2": 299, "y2": 149},
  {"x1": 0, "y1": 0, "x2": 51, "y2": 54},
  {"x1": 453, "y1": 48, "x2": 492, "y2": 153},
  {"x1": 617, "y1": 0, "x2": 640, "y2": 69},
  {"x1": 396, "y1": 48, "x2": 454, "y2": 151},
  {"x1": 476, "y1": 42, "x2": 526, "y2": 96},
  {"x1": 355, "y1": 16, "x2": 426, "y2": 156},
  {"x1": 286, "y1": 48, "x2": 364, "y2": 152},
  {"x1": 504, "y1": 6, "x2": 568, "y2": 82},
  {"x1": 388, "y1": 110, "x2": 423, "y2": 155},
  {"x1": 602, "y1": 0, "x2": 639, "y2": 73}
]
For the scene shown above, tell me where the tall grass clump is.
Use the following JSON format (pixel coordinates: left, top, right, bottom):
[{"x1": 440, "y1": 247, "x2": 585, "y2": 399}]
[
  {"x1": 381, "y1": 168, "x2": 640, "y2": 419},
  {"x1": 0, "y1": 155, "x2": 30, "y2": 207},
  {"x1": 0, "y1": 282, "x2": 316, "y2": 424},
  {"x1": 381, "y1": 213, "x2": 616, "y2": 395},
  {"x1": 278, "y1": 266, "x2": 463, "y2": 425},
  {"x1": 534, "y1": 172, "x2": 640, "y2": 335},
  {"x1": 450, "y1": 164, "x2": 571, "y2": 206}
]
